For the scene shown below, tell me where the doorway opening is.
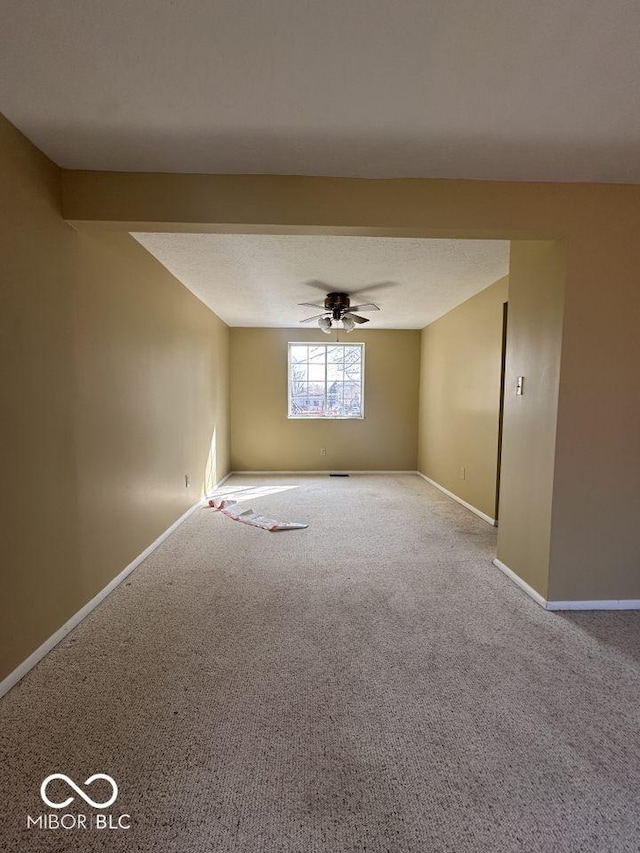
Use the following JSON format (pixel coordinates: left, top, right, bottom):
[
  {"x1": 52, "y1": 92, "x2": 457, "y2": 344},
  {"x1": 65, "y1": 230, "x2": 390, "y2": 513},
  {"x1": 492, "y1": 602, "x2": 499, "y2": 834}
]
[{"x1": 494, "y1": 300, "x2": 509, "y2": 525}]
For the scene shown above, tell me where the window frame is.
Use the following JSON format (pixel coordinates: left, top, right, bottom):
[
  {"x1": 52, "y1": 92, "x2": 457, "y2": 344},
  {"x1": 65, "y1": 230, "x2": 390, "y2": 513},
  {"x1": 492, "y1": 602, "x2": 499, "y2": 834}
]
[{"x1": 287, "y1": 341, "x2": 366, "y2": 420}]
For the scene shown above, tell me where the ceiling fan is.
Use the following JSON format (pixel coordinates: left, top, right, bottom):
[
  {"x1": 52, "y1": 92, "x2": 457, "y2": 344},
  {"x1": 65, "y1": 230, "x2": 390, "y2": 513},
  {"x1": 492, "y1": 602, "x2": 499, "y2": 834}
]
[{"x1": 299, "y1": 292, "x2": 380, "y2": 333}]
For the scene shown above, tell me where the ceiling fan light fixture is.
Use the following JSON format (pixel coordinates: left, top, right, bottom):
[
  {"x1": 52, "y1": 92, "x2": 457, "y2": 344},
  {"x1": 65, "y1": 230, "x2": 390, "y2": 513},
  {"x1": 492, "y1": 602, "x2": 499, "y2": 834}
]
[{"x1": 300, "y1": 290, "x2": 380, "y2": 330}]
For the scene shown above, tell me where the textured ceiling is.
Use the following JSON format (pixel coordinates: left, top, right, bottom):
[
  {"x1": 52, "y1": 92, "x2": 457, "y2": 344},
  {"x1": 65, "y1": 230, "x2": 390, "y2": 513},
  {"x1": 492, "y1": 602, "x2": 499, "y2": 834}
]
[
  {"x1": 131, "y1": 234, "x2": 510, "y2": 328},
  {"x1": 2, "y1": 0, "x2": 640, "y2": 182}
]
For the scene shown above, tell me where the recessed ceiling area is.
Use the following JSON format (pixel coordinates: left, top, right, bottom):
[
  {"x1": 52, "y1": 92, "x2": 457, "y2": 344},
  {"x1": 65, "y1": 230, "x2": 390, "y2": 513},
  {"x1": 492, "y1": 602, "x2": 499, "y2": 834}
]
[
  {"x1": 131, "y1": 234, "x2": 510, "y2": 328},
  {"x1": 1, "y1": 1, "x2": 640, "y2": 182}
]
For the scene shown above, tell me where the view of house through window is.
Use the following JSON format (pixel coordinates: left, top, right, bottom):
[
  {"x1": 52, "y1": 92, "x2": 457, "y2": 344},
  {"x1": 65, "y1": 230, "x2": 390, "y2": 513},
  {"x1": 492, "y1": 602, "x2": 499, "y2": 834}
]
[{"x1": 288, "y1": 343, "x2": 364, "y2": 418}]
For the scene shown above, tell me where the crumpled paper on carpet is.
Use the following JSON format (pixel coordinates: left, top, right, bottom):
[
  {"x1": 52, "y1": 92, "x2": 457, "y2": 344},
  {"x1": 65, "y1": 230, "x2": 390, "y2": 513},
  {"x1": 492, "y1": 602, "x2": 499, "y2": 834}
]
[{"x1": 208, "y1": 498, "x2": 308, "y2": 532}]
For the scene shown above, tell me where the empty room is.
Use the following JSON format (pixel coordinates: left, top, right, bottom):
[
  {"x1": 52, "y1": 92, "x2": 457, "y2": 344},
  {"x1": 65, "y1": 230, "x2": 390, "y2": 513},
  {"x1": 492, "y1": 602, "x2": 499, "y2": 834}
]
[{"x1": 1, "y1": 2, "x2": 639, "y2": 852}]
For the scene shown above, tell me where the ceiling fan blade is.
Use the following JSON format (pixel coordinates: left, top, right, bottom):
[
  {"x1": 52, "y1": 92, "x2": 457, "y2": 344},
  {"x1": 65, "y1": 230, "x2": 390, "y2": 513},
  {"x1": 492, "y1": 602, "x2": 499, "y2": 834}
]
[
  {"x1": 349, "y1": 303, "x2": 380, "y2": 312},
  {"x1": 300, "y1": 313, "x2": 328, "y2": 323},
  {"x1": 298, "y1": 302, "x2": 326, "y2": 309},
  {"x1": 344, "y1": 312, "x2": 370, "y2": 324}
]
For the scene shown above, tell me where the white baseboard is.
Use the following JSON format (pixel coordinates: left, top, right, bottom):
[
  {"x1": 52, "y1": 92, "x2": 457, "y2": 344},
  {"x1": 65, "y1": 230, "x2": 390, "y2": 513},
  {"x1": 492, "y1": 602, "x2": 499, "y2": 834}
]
[
  {"x1": 230, "y1": 470, "x2": 416, "y2": 475},
  {"x1": 492, "y1": 558, "x2": 640, "y2": 611},
  {"x1": 0, "y1": 481, "x2": 227, "y2": 700},
  {"x1": 546, "y1": 599, "x2": 640, "y2": 611},
  {"x1": 206, "y1": 471, "x2": 232, "y2": 495},
  {"x1": 416, "y1": 472, "x2": 496, "y2": 526},
  {"x1": 492, "y1": 558, "x2": 548, "y2": 607}
]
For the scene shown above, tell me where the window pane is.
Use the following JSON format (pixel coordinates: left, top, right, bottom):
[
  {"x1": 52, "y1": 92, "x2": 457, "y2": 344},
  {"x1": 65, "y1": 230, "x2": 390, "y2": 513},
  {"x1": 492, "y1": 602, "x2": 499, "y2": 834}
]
[
  {"x1": 343, "y1": 349, "x2": 361, "y2": 371},
  {"x1": 290, "y1": 345, "x2": 308, "y2": 364},
  {"x1": 327, "y1": 382, "x2": 342, "y2": 415},
  {"x1": 308, "y1": 363, "x2": 325, "y2": 382},
  {"x1": 290, "y1": 363, "x2": 308, "y2": 382},
  {"x1": 327, "y1": 362, "x2": 343, "y2": 381},
  {"x1": 308, "y1": 346, "x2": 325, "y2": 363},
  {"x1": 345, "y1": 366, "x2": 361, "y2": 383}
]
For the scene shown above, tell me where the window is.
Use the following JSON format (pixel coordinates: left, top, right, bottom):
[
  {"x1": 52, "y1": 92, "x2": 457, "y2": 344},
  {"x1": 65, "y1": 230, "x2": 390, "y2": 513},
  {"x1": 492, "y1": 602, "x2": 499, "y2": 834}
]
[{"x1": 288, "y1": 343, "x2": 364, "y2": 419}]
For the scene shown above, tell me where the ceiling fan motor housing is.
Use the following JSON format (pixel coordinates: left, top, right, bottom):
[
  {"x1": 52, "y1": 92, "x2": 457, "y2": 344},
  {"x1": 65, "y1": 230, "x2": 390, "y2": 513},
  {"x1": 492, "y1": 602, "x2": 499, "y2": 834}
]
[{"x1": 325, "y1": 292, "x2": 351, "y2": 319}]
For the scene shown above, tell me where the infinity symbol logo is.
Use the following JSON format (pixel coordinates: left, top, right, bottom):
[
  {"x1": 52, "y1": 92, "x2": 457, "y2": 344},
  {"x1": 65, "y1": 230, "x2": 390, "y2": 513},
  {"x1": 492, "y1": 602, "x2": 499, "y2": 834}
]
[{"x1": 40, "y1": 774, "x2": 119, "y2": 810}]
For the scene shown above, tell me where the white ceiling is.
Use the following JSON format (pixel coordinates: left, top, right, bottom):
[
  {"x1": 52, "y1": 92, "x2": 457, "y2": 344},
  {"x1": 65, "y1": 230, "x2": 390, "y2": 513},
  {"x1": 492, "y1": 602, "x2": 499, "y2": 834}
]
[
  {"x1": 2, "y1": 1, "x2": 640, "y2": 182},
  {"x1": 131, "y1": 234, "x2": 510, "y2": 328}
]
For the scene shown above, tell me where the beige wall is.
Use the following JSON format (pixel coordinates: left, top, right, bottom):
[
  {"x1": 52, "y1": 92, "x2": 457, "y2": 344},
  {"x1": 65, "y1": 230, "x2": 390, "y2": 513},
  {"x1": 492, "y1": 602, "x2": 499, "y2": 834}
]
[
  {"x1": 230, "y1": 328, "x2": 420, "y2": 471},
  {"x1": 497, "y1": 242, "x2": 566, "y2": 597},
  {"x1": 548, "y1": 228, "x2": 640, "y2": 601},
  {"x1": 61, "y1": 170, "x2": 640, "y2": 601},
  {"x1": 0, "y1": 116, "x2": 230, "y2": 681},
  {"x1": 417, "y1": 276, "x2": 508, "y2": 520}
]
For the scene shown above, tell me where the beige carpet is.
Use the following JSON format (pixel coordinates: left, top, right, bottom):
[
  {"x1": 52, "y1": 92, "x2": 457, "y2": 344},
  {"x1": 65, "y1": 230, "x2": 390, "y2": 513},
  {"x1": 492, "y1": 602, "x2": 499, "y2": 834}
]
[{"x1": 1, "y1": 474, "x2": 639, "y2": 852}]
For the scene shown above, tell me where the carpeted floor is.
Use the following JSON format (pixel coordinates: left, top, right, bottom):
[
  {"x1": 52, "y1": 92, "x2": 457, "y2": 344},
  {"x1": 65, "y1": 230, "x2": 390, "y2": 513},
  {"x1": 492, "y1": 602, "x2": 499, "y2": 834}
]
[{"x1": 1, "y1": 474, "x2": 639, "y2": 852}]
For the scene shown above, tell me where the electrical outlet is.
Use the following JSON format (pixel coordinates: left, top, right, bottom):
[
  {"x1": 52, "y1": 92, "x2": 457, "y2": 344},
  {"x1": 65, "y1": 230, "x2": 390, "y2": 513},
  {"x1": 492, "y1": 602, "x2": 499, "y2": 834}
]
[
  {"x1": 320, "y1": 447, "x2": 327, "y2": 456},
  {"x1": 185, "y1": 473, "x2": 190, "y2": 488},
  {"x1": 460, "y1": 466, "x2": 466, "y2": 480}
]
